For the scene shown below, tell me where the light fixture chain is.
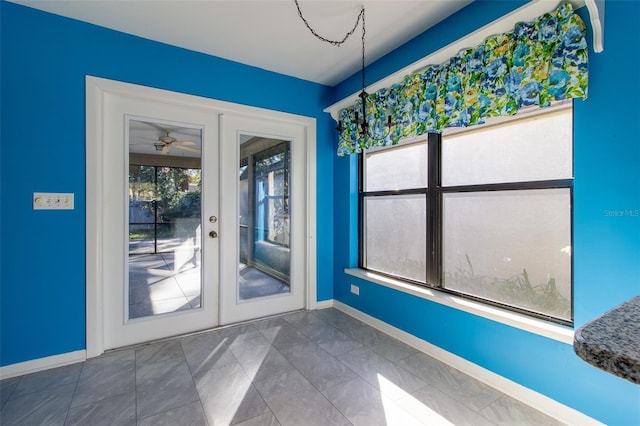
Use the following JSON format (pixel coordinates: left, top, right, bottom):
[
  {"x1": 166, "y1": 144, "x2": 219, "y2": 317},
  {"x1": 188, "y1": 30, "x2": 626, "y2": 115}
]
[
  {"x1": 294, "y1": 0, "x2": 364, "y2": 47},
  {"x1": 294, "y1": 1, "x2": 393, "y2": 148},
  {"x1": 361, "y1": 8, "x2": 366, "y2": 93}
]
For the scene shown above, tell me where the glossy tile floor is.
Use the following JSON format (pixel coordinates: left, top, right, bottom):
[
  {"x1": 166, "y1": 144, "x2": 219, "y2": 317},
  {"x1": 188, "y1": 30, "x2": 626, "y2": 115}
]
[{"x1": 0, "y1": 308, "x2": 564, "y2": 425}]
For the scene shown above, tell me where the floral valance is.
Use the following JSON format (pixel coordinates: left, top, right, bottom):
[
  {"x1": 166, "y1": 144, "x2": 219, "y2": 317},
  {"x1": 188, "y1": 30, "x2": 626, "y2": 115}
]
[{"x1": 337, "y1": 3, "x2": 588, "y2": 156}]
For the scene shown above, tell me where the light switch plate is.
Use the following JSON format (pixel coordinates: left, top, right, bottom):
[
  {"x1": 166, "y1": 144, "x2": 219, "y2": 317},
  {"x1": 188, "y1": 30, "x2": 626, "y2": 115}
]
[{"x1": 33, "y1": 192, "x2": 75, "y2": 210}]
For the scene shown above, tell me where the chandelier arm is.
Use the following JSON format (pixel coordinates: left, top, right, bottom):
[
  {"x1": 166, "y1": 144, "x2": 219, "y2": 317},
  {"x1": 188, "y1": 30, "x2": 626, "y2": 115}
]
[{"x1": 294, "y1": 0, "x2": 364, "y2": 47}]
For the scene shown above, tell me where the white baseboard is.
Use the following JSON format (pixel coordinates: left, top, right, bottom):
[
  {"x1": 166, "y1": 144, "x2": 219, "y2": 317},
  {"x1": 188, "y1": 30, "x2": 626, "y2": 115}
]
[
  {"x1": 0, "y1": 350, "x2": 86, "y2": 380},
  {"x1": 331, "y1": 300, "x2": 603, "y2": 426},
  {"x1": 312, "y1": 299, "x2": 335, "y2": 310}
]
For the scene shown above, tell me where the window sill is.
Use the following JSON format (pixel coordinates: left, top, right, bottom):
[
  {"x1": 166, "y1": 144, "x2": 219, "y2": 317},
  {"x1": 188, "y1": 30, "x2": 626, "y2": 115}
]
[{"x1": 344, "y1": 268, "x2": 574, "y2": 345}]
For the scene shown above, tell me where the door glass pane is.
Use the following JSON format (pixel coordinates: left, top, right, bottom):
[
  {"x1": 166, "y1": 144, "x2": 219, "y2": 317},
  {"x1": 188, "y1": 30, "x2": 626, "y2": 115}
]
[
  {"x1": 442, "y1": 189, "x2": 572, "y2": 321},
  {"x1": 239, "y1": 136, "x2": 291, "y2": 300},
  {"x1": 364, "y1": 194, "x2": 427, "y2": 283},
  {"x1": 128, "y1": 119, "x2": 202, "y2": 319}
]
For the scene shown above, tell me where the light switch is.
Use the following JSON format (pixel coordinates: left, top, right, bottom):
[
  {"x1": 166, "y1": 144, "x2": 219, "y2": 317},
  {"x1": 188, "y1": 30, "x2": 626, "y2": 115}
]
[{"x1": 33, "y1": 192, "x2": 74, "y2": 210}]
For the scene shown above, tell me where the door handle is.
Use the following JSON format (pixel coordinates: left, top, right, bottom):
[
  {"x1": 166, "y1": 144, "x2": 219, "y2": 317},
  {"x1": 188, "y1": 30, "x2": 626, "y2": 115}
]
[{"x1": 209, "y1": 230, "x2": 218, "y2": 239}]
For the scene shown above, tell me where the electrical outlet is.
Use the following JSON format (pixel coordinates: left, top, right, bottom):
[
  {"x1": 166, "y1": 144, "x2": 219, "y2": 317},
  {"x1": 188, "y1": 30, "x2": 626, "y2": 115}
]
[
  {"x1": 350, "y1": 284, "x2": 360, "y2": 295},
  {"x1": 33, "y1": 192, "x2": 75, "y2": 210}
]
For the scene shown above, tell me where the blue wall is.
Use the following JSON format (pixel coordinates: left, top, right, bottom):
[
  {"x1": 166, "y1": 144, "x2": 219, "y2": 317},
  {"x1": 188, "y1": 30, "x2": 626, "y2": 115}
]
[
  {"x1": 332, "y1": 1, "x2": 639, "y2": 425},
  {"x1": 0, "y1": 1, "x2": 334, "y2": 366},
  {"x1": 2, "y1": 0, "x2": 639, "y2": 424}
]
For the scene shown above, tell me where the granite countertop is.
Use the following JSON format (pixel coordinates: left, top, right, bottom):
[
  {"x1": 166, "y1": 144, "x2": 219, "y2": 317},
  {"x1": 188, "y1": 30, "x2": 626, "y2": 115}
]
[{"x1": 574, "y1": 295, "x2": 640, "y2": 384}]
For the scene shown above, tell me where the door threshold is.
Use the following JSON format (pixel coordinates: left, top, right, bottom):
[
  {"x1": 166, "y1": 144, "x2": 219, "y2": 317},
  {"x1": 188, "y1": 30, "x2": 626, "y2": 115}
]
[{"x1": 103, "y1": 308, "x2": 307, "y2": 355}]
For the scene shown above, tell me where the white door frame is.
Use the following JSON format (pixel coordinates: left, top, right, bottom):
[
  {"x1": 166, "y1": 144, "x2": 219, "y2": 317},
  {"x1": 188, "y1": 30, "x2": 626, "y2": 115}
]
[{"x1": 86, "y1": 76, "x2": 317, "y2": 358}]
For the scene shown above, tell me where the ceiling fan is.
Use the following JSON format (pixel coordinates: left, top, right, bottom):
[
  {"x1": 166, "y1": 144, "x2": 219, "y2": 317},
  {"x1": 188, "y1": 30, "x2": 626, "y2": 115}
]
[
  {"x1": 130, "y1": 127, "x2": 201, "y2": 155},
  {"x1": 151, "y1": 130, "x2": 200, "y2": 155}
]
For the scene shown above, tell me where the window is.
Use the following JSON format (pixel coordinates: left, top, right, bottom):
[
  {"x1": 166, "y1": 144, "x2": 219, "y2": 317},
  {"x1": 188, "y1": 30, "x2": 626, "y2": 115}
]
[
  {"x1": 252, "y1": 142, "x2": 290, "y2": 247},
  {"x1": 362, "y1": 140, "x2": 428, "y2": 283},
  {"x1": 128, "y1": 165, "x2": 201, "y2": 255},
  {"x1": 239, "y1": 139, "x2": 291, "y2": 284},
  {"x1": 360, "y1": 102, "x2": 573, "y2": 324}
]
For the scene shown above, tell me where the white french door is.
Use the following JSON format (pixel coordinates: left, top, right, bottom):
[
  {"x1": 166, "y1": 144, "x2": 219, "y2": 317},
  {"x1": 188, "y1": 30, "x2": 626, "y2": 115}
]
[
  {"x1": 86, "y1": 77, "x2": 316, "y2": 356},
  {"x1": 93, "y1": 83, "x2": 220, "y2": 350},
  {"x1": 219, "y1": 115, "x2": 307, "y2": 324}
]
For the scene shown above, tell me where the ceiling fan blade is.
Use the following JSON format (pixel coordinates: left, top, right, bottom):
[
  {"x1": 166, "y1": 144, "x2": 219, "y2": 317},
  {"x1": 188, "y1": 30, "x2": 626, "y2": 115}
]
[
  {"x1": 173, "y1": 145, "x2": 201, "y2": 154},
  {"x1": 131, "y1": 136, "x2": 159, "y2": 142},
  {"x1": 174, "y1": 141, "x2": 196, "y2": 146}
]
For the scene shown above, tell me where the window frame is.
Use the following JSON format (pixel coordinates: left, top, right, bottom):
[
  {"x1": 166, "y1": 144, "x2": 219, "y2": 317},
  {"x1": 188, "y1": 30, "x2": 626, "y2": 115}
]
[
  {"x1": 358, "y1": 106, "x2": 574, "y2": 326},
  {"x1": 358, "y1": 138, "x2": 431, "y2": 286}
]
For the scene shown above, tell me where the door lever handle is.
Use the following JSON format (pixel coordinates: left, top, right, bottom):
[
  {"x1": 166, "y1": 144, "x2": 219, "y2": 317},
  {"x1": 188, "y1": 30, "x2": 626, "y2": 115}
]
[{"x1": 209, "y1": 231, "x2": 218, "y2": 238}]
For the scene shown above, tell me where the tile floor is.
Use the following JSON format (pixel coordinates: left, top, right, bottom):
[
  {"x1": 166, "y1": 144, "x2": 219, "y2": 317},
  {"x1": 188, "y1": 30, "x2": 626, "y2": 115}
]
[
  {"x1": 129, "y1": 253, "x2": 202, "y2": 319},
  {"x1": 238, "y1": 264, "x2": 290, "y2": 300},
  {"x1": 129, "y1": 253, "x2": 289, "y2": 319},
  {"x1": 0, "y1": 308, "x2": 564, "y2": 426}
]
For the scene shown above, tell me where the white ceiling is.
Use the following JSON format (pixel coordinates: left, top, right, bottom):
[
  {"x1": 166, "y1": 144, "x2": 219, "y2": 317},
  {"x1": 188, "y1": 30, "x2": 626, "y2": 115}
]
[{"x1": 10, "y1": 0, "x2": 473, "y2": 86}]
